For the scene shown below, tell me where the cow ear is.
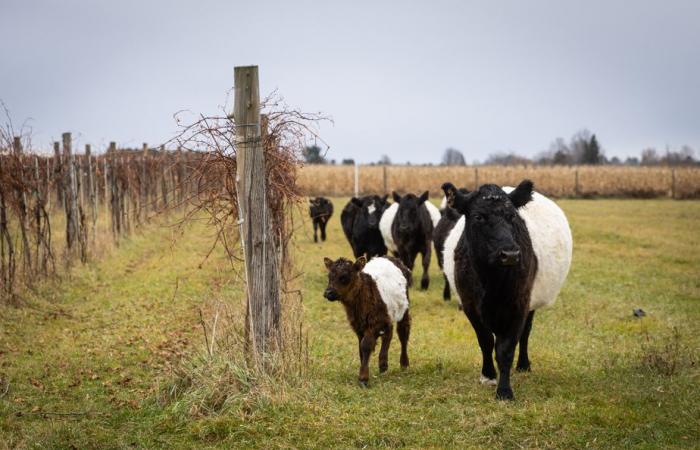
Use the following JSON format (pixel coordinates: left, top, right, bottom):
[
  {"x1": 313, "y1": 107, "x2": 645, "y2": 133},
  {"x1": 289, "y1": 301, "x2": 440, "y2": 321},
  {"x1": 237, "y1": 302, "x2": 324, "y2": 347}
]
[
  {"x1": 452, "y1": 190, "x2": 476, "y2": 214},
  {"x1": 508, "y1": 179, "x2": 534, "y2": 208},
  {"x1": 381, "y1": 194, "x2": 389, "y2": 204},
  {"x1": 353, "y1": 256, "x2": 366, "y2": 271},
  {"x1": 351, "y1": 197, "x2": 363, "y2": 208},
  {"x1": 392, "y1": 191, "x2": 401, "y2": 203},
  {"x1": 441, "y1": 182, "x2": 457, "y2": 207},
  {"x1": 323, "y1": 257, "x2": 334, "y2": 270},
  {"x1": 418, "y1": 190, "x2": 429, "y2": 204}
]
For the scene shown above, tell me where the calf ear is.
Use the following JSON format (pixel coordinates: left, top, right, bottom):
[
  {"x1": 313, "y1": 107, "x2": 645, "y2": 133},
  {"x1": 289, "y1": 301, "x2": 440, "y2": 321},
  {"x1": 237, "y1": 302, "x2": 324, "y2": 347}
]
[
  {"x1": 323, "y1": 257, "x2": 334, "y2": 270},
  {"x1": 418, "y1": 191, "x2": 429, "y2": 204},
  {"x1": 508, "y1": 179, "x2": 534, "y2": 208},
  {"x1": 392, "y1": 191, "x2": 402, "y2": 203},
  {"x1": 353, "y1": 256, "x2": 367, "y2": 271},
  {"x1": 350, "y1": 197, "x2": 363, "y2": 208}
]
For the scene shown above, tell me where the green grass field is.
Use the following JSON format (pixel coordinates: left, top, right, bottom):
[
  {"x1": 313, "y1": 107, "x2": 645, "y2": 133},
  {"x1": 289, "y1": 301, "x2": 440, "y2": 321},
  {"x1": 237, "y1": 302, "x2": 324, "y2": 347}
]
[{"x1": 1, "y1": 199, "x2": 699, "y2": 449}]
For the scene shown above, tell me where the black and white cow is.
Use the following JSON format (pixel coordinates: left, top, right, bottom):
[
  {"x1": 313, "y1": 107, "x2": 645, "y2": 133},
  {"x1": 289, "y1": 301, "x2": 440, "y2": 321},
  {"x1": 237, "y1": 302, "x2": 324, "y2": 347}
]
[
  {"x1": 341, "y1": 195, "x2": 390, "y2": 259},
  {"x1": 379, "y1": 191, "x2": 441, "y2": 290},
  {"x1": 309, "y1": 197, "x2": 334, "y2": 243},
  {"x1": 442, "y1": 180, "x2": 572, "y2": 400},
  {"x1": 433, "y1": 187, "x2": 470, "y2": 301}
]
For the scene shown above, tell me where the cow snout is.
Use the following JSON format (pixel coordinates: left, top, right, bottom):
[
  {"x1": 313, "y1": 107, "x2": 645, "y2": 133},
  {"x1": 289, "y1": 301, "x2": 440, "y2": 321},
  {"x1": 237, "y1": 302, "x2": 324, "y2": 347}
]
[
  {"x1": 324, "y1": 287, "x2": 340, "y2": 301},
  {"x1": 499, "y1": 249, "x2": 520, "y2": 266}
]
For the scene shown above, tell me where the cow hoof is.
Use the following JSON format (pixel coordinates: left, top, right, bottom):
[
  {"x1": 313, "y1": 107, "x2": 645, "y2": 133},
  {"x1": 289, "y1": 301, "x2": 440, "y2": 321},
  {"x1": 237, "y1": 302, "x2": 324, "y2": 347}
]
[
  {"x1": 420, "y1": 279, "x2": 429, "y2": 290},
  {"x1": 516, "y1": 363, "x2": 531, "y2": 372},
  {"x1": 479, "y1": 375, "x2": 497, "y2": 386},
  {"x1": 358, "y1": 379, "x2": 369, "y2": 388},
  {"x1": 496, "y1": 387, "x2": 514, "y2": 400},
  {"x1": 379, "y1": 363, "x2": 388, "y2": 373}
]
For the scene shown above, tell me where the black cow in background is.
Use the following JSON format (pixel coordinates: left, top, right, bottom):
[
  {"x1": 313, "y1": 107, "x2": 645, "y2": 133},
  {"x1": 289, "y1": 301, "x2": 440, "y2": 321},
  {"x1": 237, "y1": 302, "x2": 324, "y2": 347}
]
[
  {"x1": 309, "y1": 197, "x2": 334, "y2": 243},
  {"x1": 341, "y1": 195, "x2": 390, "y2": 259},
  {"x1": 433, "y1": 187, "x2": 470, "y2": 301},
  {"x1": 380, "y1": 191, "x2": 440, "y2": 290}
]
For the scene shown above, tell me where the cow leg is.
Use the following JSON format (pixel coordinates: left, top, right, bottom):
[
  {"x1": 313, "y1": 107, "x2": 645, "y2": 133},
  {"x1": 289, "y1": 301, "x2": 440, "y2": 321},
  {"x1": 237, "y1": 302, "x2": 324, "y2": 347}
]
[
  {"x1": 312, "y1": 221, "x2": 318, "y2": 243},
  {"x1": 494, "y1": 333, "x2": 518, "y2": 400},
  {"x1": 358, "y1": 332, "x2": 377, "y2": 387},
  {"x1": 320, "y1": 219, "x2": 327, "y2": 241},
  {"x1": 378, "y1": 325, "x2": 393, "y2": 373},
  {"x1": 516, "y1": 311, "x2": 535, "y2": 372},
  {"x1": 420, "y1": 244, "x2": 431, "y2": 290},
  {"x1": 442, "y1": 274, "x2": 451, "y2": 301},
  {"x1": 463, "y1": 306, "x2": 497, "y2": 384},
  {"x1": 397, "y1": 311, "x2": 411, "y2": 368}
]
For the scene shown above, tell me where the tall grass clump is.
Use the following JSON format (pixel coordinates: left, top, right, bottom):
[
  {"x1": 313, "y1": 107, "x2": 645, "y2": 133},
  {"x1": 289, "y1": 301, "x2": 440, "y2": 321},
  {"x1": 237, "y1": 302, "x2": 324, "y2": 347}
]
[{"x1": 159, "y1": 96, "x2": 323, "y2": 417}]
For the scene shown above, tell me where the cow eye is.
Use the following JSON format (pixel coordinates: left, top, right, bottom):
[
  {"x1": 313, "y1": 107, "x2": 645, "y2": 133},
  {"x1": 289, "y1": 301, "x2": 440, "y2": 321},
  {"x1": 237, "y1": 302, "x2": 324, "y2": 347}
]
[
  {"x1": 474, "y1": 214, "x2": 485, "y2": 222},
  {"x1": 339, "y1": 274, "x2": 350, "y2": 285}
]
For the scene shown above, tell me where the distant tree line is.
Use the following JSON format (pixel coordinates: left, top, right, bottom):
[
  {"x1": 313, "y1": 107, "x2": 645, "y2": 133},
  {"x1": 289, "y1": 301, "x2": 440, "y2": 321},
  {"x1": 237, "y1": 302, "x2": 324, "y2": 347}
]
[{"x1": 303, "y1": 130, "x2": 698, "y2": 167}]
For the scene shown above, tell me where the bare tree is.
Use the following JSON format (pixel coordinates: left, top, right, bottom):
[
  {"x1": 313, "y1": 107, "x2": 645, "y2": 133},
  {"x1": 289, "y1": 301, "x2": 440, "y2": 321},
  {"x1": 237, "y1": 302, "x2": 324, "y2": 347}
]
[{"x1": 441, "y1": 148, "x2": 466, "y2": 165}]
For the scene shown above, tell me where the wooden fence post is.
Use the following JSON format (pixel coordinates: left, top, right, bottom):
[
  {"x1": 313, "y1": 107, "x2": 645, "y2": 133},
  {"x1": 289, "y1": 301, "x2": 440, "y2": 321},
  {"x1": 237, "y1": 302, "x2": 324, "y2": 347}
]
[
  {"x1": 234, "y1": 65, "x2": 281, "y2": 364},
  {"x1": 671, "y1": 168, "x2": 676, "y2": 199},
  {"x1": 53, "y1": 141, "x2": 63, "y2": 210},
  {"x1": 474, "y1": 167, "x2": 479, "y2": 189},
  {"x1": 383, "y1": 165, "x2": 388, "y2": 195},
  {"x1": 12, "y1": 137, "x2": 32, "y2": 276},
  {"x1": 62, "y1": 133, "x2": 81, "y2": 262},
  {"x1": 574, "y1": 169, "x2": 580, "y2": 197}
]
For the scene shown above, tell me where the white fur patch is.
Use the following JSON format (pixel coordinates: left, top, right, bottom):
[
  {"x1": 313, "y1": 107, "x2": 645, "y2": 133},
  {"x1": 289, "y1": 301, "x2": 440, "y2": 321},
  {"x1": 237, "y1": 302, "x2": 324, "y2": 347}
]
[
  {"x1": 443, "y1": 215, "x2": 465, "y2": 305},
  {"x1": 479, "y1": 375, "x2": 498, "y2": 386},
  {"x1": 379, "y1": 203, "x2": 398, "y2": 253},
  {"x1": 501, "y1": 187, "x2": 573, "y2": 310},
  {"x1": 362, "y1": 257, "x2": 409, "y2": 322},
  {"x1": 440, "y1": 195, "x2": 448, "y2": 210},
  {"x1": 367, "y1": 203, "x2": 376, "y2": 215},
  {"x1": 424, "y1": 201, "x2": 442, "y2": 228}
]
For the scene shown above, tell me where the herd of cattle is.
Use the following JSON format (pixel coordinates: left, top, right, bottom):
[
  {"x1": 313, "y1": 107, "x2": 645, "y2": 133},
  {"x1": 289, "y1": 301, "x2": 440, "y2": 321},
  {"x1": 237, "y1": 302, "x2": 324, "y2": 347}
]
[{"x1": 310, "y1": 180, "x2": 573, "y2": 400}]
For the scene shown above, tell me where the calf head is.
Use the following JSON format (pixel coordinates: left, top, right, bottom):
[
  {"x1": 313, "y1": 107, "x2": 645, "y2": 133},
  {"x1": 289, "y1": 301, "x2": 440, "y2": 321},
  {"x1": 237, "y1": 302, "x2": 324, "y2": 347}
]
[
  {"x1": 443, "y1": 180, "x2": 534, "y2": 267},
  {"x1": 351, "y1": 195, "x2": 388, "y2": 229},
  {"x1": 323, "y1": 256, "x2": 367, "y2": 301},
  {"x1": 392, "y1": 191, "x2": 429, "y2": 235}
]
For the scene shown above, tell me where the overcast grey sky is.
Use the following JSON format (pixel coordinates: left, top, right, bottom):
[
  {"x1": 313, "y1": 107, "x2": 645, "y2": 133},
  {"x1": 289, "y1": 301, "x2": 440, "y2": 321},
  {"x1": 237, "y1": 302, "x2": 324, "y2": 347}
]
[{"x1": 1, "y1": 0, "x2": 699, "y2": 163}]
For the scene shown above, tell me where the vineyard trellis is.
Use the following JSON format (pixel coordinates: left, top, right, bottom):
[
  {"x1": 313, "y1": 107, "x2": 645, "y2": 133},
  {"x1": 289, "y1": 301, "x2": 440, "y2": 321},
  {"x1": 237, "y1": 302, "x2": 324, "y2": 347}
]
[{"x1": 0, "y1": 129, "x2": 203, "y2": 303}]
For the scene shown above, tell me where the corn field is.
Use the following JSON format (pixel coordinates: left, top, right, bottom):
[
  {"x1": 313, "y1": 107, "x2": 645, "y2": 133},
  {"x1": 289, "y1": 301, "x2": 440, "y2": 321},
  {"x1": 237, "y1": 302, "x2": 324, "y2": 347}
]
[{"x1": 298, "y1": 165, "x2": 700, "y2": 199}]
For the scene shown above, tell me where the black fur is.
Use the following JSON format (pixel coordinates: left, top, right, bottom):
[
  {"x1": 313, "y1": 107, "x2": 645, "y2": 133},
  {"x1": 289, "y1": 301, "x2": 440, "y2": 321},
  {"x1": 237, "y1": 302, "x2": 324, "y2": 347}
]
[
  {"x1": 341, "y1": 195, "x2": 389, "y2": 259},
  {"x1": 448, "y1": 180, "x2": 538, "y2": 400},
  {"x1": 309, "y1": 197, "x2": 334, "y2": 243},
  {"x1": 391, "y1": 191, "x2": 434, "y2": 290}
]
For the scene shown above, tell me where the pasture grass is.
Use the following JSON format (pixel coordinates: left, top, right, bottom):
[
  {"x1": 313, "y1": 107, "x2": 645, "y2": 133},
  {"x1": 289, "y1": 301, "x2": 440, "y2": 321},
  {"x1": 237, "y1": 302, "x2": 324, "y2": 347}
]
[{"x1": 1, "y1": 199, "x2": 699, "y2": 449}]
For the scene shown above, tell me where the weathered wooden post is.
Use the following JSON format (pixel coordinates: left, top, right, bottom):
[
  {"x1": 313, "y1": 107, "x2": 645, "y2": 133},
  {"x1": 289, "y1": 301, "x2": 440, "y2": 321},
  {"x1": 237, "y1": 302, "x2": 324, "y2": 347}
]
[
  {"x1": 12, "y1": 137, "x2": 32, "y2": 275},
  {"x1": 86, "y1": 145, "x2": 97, "y2": 246},
  {"x1": 671, "y1": 168, "x2": 676, "y2": 199},
  {"x1": 354, "y1": 163, "x2": 359, "y2": 197},
  {"x1": 53, "y1": 141, "x2": 63, "y2": 209},
  {"x1": 234, "y1": 65, "x2": 281, "y2": 364},
  {"x1": 141, "y1": 142, "x2": 148, "y2": 221},
  {"x1": 62, "y1": 132, "x2": 80, "y2": 262},
  {"x1": 474, "y1": 167, "x2": 479, "y2": 189},
  {"x1": 383, "y1": 165, "x2": 388, "y2": 195}
]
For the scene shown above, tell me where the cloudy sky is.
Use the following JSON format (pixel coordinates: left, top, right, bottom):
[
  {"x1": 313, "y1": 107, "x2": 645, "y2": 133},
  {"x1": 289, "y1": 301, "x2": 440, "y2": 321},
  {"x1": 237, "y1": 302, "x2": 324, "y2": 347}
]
[{"x1": 1, "y1": 0, "x2": 698, "y2": 163}]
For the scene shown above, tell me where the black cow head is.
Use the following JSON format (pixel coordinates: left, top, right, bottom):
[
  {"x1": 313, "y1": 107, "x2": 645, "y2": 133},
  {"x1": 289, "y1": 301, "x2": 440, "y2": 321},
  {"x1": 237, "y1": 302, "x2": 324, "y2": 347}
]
[
  {"x1": 323, "y1": 256, "x2": 366, "y2": 301},
  {"x1": 392, "y1": 191, "x2": 429, "y2": 236},
  {"x1": 351, "y1": 195, "x2": 388, "y2": 229},
  {"x1": 443, "y1": 180, "x2": 534, "y2": 267}
]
